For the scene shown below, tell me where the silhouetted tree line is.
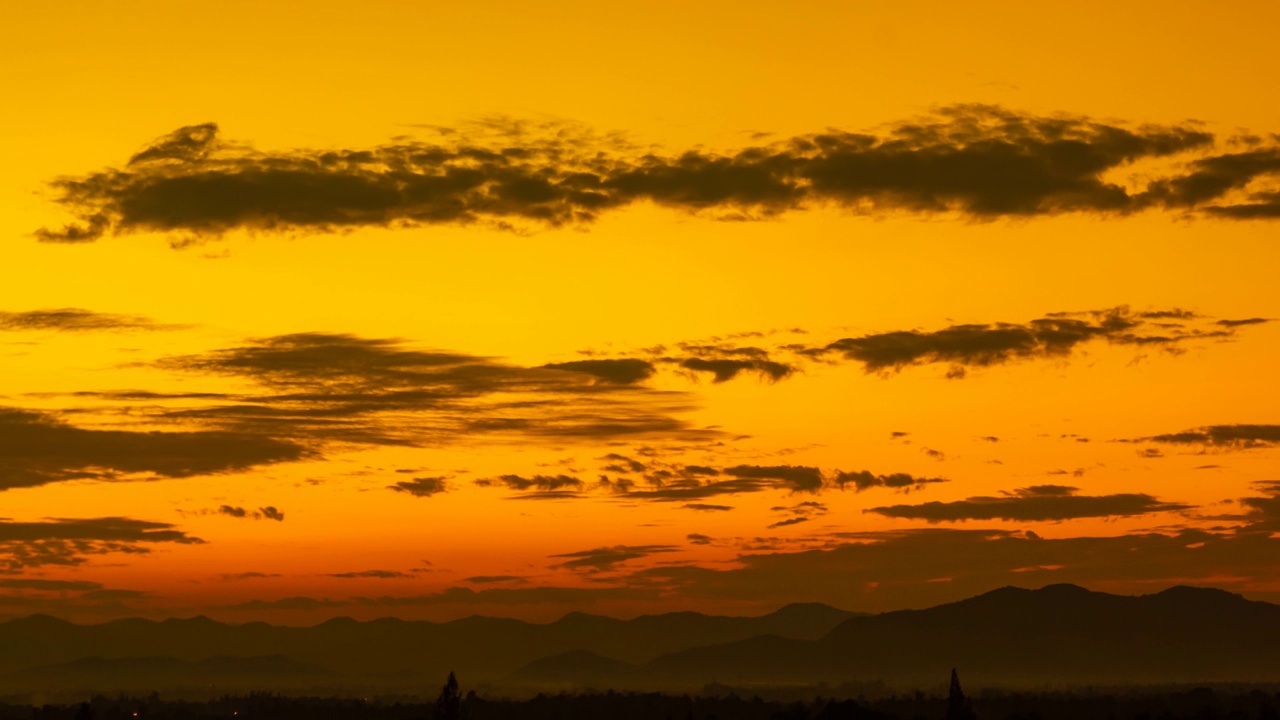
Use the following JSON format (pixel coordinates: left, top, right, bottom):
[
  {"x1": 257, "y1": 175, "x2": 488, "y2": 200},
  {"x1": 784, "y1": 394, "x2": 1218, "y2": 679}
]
[{"x1": 3, "y1": 683, "x2": 1279, "y2": 720}]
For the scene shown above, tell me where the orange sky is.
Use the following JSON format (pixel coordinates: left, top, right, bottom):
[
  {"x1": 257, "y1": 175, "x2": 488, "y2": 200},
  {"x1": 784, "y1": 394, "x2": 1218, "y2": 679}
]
[{"x1": 2, "y1": 0, "x2": 1279, "y2": 624}]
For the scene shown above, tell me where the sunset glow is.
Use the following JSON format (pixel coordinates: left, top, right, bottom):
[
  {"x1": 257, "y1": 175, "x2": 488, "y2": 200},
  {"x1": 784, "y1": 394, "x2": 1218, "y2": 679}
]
[{"x1": 3, "y1": 0, "x2": 1280, "y2": 627}]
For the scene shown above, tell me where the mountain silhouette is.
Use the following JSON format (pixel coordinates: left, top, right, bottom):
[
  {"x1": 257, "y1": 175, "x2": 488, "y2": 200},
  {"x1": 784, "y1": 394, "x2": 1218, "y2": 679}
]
[
  {"x1": 642, "y1": 584, "x2": 1280, "y2": 687},
  {"x1": 0, "y1": 602, "x2": 856, "y2": 695},
  {"x1": 6, "y1": 586, "x2": 1278, "y2": 695}
]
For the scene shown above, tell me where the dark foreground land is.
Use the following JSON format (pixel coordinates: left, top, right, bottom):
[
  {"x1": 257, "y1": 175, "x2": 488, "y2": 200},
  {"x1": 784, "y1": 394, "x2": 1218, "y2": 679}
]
[{"x1": 5, "y1": 685, "x2": 1280, "y2": 720}]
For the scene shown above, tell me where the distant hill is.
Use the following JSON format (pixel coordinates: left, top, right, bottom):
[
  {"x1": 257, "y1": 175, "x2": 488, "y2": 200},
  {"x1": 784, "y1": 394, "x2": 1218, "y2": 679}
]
[
  {"x1": 641, "y1": 584, "x2": 1280, "y2": 688},
  {"x1": 0, "y1": 602, "x2": 858, "y2": 695},
  {"x1": 7, "y1": 586, "x2": 1278, "y2": 695}
]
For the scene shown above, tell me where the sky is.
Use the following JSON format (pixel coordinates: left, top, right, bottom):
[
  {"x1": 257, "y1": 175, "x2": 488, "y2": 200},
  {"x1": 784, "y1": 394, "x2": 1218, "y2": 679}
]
[{"x1": 2, "y1": 0, "x2": 1279, "y2": 625}]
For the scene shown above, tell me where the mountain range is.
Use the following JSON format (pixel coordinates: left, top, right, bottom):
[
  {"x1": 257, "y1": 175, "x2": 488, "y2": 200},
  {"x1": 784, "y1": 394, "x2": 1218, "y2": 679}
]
[{"x1": 3, "y1": 585, "x2": 1279, "y2": 698}]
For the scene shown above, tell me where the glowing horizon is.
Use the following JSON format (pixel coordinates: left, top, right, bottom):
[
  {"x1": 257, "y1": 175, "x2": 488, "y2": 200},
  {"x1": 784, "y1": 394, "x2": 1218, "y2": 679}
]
[{"x1": 2, "y1": 0, "x2": 1279, "y2": 625}]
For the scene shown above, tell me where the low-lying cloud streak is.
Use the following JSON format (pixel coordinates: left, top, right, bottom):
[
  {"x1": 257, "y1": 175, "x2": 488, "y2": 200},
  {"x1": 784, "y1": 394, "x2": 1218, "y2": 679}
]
[
  {"x1": 0, "y1": 308, "x2": 175, "y2": 332},
  {"x1": 1136, "y1": 424, "x2": 1280, "y2": 450},
  {"x1": 36, "y1": 106, "x2": 1280, "y2": 245},
  {"x1": 549, "y1": 544, "x2": 678, "y2": 572},
  {"x1": 865, "y1": 485, "x2": 1192, "y2": 523},
  {"x1": 473, "y1": 461, "x2": 947, "y2": 505},
  {"x1": 795, "y1": 307, "x2": 1254, "y2": 377},
  {"x1": 0, "y1": 406, "x2": 310, "y2": 491},
  {"x1": 217, "y1": 505, "x2": 285, "y2": 522},
  {"x1": 0, "y1": 517, "x2": 203, "y2": 572},
  {"x1": 5, "y1": 306, "x2": 1267, "y2": 494},
  {"x1": 585, "y1": 306, "x2": 1265, "y2": 380},
  {"x1": 150, "y1": 332, "x2": 704, "y2": 446}
]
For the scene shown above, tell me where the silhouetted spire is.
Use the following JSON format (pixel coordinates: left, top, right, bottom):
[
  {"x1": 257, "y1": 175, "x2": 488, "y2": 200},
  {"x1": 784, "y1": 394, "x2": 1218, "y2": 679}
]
[
  {"x1": 435, "y1": 671, "x2": 462, "y2": 720},
  {"x1": 947, "y1": 668, "x2": 976, "y2": 720}
]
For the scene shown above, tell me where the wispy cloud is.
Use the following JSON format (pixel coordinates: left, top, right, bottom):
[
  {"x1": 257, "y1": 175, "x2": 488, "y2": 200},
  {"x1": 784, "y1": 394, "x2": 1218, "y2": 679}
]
[
  {"x1": 1135, "y1": 424, "x2": 1280, "y2": 450},
  {"x1": 0, "y1": 406, "x2": 309, "y2": 491},
  {"x1": 389, "y1": 476, "x2": 450, "y2": 497},
  {"x1": 216, "y1": 505, "x2": 286, "y2": 521},
  {"x1": 865, "y1": 485, "x2": 1193, "y2": 523},
  {"x1": 40, "y1": 106, "x2": 1280, "y2": 246},
  {"x1": 0, "y1": 308, "x2": 178, "y2": 332},
  {"x1": 0, "y1": 517, "x2": 203, "y2": 572}
]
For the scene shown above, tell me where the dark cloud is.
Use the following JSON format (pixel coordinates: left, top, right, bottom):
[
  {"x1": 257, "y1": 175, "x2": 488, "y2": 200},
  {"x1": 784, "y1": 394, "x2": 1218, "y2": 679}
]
[
  {"x1": 152, "y1": 333, "x2": 706, "y2": 446},
  {"x1": 771, "y1": 500, "x2": 828, "y2": 516},
  {"x1": 801, "y1": 307, "x2": 1243, "y2": 376},
  {"x1": 219, "y1": 572, "x2": 282, "y2": 580},
  {"x1": 481, "y1": 461, "x2": 948, "y2": 505},
  {"x1": 723, "y1": 465, "x2": 824, "y2": 493},
  {"x1": 599, "y1": 453, "x2": 647, "y2": 473},
  {"x1": 0, "y1": 518, "x2": 200, "y2": 544},
  {"x1": 1138, "y1": 309, "x2": 1200, "y2": 320},
  {"x1": 224, "y1": 596, "x2": 346, "y2": 611},
  {"x1": 542, "y1": 359, "x2": 655, "y2": 384},
  {"x1": 160, "y1": 332, "x2": 474, "y2": 386},
  {"x1": 463, "y1": 575, "x2": 526, "y2": 584},
  {"x1": 33, "y1": 390, "x2": 233, "y2": 402},
  {"x1": 0, "y1": 308, "x2": 174, "y2": 332},
  {"x1": 767, "y1": 517, "x2": 811, "y2": 529},
  {"x1": 622, "y1": 478, "x2": 784, "y2": 502},
  {"x1": 1238, "y1": 481, "x2": 1280, "y2": 532},
  {"x1": 127, "y1": 123, "x2": 220, "y2": 164},
  {"x1": 503, "y1": 490, "x2": 585, "y2": 501},
  {"x1": 1139, "y1": 424, "x2": 1280, "y2": 450},
  {"x1": 49, "y1": 106, "x2": 1280, "y2": 245},
  {"x1": 687, "y1": 533, "x2": 714, "y2": 545},
  {"x1": 631, "y1": 341, "x2": 800, "y2": 383},
  {"x1": 1216, "y1": 317, "x2": 1271, "y2": 327},
  {"x1": 561, "y1": 344, "x2": 798, "y2": 387},
  {"x1": 0, "y1": 406, "x2": 310, "y2": 491},
  {"x1": 329, "y1": 570, "x2": 412, "y2": 579},
  {"x1": 215, "y1": 505, "x2": 285, "y2": 522},
  {"x1": 549, "y1": 544, "x2": 678, "y2": 572},
  {"x1": 684, "y1": 465, "x2": 720, "y2": 476},
  {"x1": 1143, "y1": 147, "x2": 1280, "y2": 217},
  {"x1": 389, "y1": 476, "x2": 449, "y2": 497},
  {"x1": 0, "y1": 517, "x2": 202, "y2": 572},
  {"x1": 673, "y1": 358, "x2": 794, "y2": 383},
  {"x1": 477, "y1": 474, "x2": 584, "y2": 492},
  {"x1": 15, "y1": 309, "x2": 1256, "y2": 495},
  {"x1": 832, "y1": 470, "x2": 948, "y2": 493},
  {"x1": 37, "y1": 119, "x2": 629, "y2": 244},
  {"x1": 866, "y1": 485, "x2": 1192, "y2": 523}
]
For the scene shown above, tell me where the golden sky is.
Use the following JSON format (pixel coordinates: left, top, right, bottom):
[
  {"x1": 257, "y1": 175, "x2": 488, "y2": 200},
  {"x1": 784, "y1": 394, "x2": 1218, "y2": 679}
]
[{"x1": 2, "y1": 0, "x2": 1279, "y2": 624}]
